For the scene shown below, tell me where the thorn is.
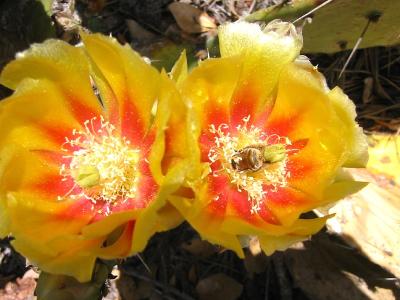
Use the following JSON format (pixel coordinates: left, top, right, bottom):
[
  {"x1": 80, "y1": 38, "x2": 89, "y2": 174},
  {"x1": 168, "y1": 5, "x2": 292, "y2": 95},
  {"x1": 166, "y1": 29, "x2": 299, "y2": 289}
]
[
  {"x1": 293, "y1": 0, "x2": 335, "y2": 24},
  {"x1": 339, "y1": 18, "x2": 372, "y2": 79},
  {"x1": 136, "y1": 253, "x2": 152, "y2": 274}
]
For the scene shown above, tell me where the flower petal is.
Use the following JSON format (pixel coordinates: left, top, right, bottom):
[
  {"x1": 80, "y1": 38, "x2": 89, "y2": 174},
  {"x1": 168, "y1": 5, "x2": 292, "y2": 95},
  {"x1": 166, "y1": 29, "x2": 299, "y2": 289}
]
[
  {"x1": 180, "y1": 57, "x2": 241, "y2": 129},
  {"x1": 82, "y1": 210, "x2": 140, "y2": 238},
  {"x1": 258, "y1": 235, "x2": 306, "y2": 255},
  {"x1": 266, "y1": 59, "x2": 357, "y2": 199},
  {"x1": 321, "y1": 180, "x2": 368, "y2": 205},
  {"x1": 12, "y1": 236, "x2": 98, "y2": 282},
  {"x1": 219, "y1": 21, "x2": 302, "y2": 126},
  {"x1": 170, "y1": 50, "x2": 188, "y2": 85},
  {"x1": 148, "y1": 72, "x2": 186, "y2": 182},
  {"x1": 81, "y1": 33, "x2": 160, "y2": 145},
  {"x1": 6, "y1": 192, "x2": 94, "y2": 242},
  {"x1": 178, "y1": 21, "x2": 367, "y2": 258},
  {"x1": 4, "y1": 190, "x2": 102, "y2": 281},
  {"x1": 94, "y1": 222, "x2": 135, "y2": 259},
  {"x1": 0, "y1": 33, "x2": 190, "y2": 282},
  {"x1": 0, "y1": 39, "x2": 102, "y2": 124},
  {"x1": 258, "y1": 215, "x2": 331, "y2": 254},
  {"x1": 169, "y1": 195, "x2": 244, "y2": 257},
  {"x1": 328, "y1": 87, "x2": 368, "y2": 167},
  {"x1": 263, "y1": 187, "x2": 312, "y2": 226},
  {"x1": 132, "y1": 159, "x2": 188, "y2": 253},
  {"x1": 178, "y1": 57, "x2": 243, "y2": 186},
  {"x1": 0, "y1": 78, "x2": 86, "y2": 151}
]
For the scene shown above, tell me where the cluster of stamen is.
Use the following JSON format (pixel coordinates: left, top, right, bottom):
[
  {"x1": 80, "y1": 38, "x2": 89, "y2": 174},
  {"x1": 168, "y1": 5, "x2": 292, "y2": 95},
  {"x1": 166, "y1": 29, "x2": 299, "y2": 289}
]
[
  {"x1": 59, "y1": 116, "x2": 140, "y2": 205},
  {"x1": 208, "y1": 116, "x2": 291, "y2": 214}
]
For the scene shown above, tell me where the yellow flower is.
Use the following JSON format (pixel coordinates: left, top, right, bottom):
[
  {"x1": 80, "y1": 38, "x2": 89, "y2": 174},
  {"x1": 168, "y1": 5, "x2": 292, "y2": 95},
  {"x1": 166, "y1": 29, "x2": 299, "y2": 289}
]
[
  {"x1": 0, "y1": 33, "x2": 186, "y2": 281},
  {"x1": 169, "y1": 21, "x2": 368, "y2": 257}
]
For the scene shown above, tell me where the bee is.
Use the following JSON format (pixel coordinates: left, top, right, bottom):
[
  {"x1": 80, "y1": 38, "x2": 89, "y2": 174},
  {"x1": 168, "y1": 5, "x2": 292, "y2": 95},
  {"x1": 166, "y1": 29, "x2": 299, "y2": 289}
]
[
  {"x1": 231, "y1": 145, "x2": 264, "y2": 172},
  {"x1": 231, "y1": 143, "x2": 286, "y2": 172}
]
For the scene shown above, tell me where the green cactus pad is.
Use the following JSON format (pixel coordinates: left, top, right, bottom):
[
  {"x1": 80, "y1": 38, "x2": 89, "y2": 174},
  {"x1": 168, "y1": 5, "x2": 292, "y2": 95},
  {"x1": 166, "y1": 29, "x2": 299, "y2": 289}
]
[{"x1": 246, "y1": 0, "x2": 400, "y2": 53}]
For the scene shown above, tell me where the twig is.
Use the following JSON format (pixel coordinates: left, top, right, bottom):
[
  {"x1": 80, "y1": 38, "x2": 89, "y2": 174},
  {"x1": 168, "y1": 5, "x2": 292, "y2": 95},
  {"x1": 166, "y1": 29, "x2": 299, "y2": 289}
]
[
  {"x1": 380, "y1": 54, "x2": 400, "y2": 70},
  {"x1": 248, "y1": 0, "x2": 257, "y2": 14},
  {"x1": 172, "y1": 254, "x2": 241, "y2": 274},
  {"x1": 264, "y1": 260, "x2": 271, "y2": 300},
  {"x1": 359, "y1": 103, "x2": 400, "y2": 117},
  {"x1": 273, "y1": 253, "x2": 292, "y2": 300},
  {"x1": 121, "y1": 268, "x2": 196, "y2": 300}
]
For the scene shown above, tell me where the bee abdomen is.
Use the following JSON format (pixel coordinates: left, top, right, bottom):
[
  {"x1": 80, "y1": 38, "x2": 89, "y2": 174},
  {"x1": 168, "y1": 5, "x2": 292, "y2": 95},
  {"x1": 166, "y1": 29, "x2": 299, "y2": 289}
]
[{"x1": 231, "y1": 147, "x2": 263, "y2": 172}]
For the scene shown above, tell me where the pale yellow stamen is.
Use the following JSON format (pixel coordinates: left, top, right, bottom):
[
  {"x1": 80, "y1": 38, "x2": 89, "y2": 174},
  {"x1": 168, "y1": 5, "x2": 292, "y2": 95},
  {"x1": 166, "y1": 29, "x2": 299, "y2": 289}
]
[
  {"x1": 60, "y1": 116, "x2": 140, "y2": 205},
  {"x1": 208, "y1": 116, "x2": 291, "y2": 214}
]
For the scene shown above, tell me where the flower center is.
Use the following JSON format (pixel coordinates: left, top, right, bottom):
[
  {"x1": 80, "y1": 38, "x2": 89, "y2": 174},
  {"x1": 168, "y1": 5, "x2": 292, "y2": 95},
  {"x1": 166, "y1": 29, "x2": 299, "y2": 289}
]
[
  {"x1": 208, "y1": 116, "x2": 291, "y2": 213},
  {"x1": 60, "y1": 116, "x2": 140, "y2": 204}
]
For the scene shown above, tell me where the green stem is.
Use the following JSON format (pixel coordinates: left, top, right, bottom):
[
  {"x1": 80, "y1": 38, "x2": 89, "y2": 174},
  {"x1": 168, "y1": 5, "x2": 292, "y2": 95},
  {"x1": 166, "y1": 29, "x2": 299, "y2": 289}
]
[{"x1": 35, "y1": 260, "x2": 116, "y2": 300}]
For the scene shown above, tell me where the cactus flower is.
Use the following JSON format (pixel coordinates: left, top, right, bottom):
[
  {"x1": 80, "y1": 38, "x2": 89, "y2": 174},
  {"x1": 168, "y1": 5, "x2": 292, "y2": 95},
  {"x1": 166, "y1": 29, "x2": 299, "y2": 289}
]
[
  {"x1": 0, "y1": 34, "x2": 185, "y2": 281},
  {"x1": 169, "y1": 21, "x2": 368, "y2": 257}
]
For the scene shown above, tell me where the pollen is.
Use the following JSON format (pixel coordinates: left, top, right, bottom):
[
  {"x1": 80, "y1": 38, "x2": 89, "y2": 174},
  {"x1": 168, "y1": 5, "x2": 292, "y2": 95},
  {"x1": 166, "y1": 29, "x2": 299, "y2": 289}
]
[
  {"x1": 60, "y1": 116, "x2": 140, "y2": 204},
  {"x1": 208, "y1": 116, "x2": 291, "y2": 214}
]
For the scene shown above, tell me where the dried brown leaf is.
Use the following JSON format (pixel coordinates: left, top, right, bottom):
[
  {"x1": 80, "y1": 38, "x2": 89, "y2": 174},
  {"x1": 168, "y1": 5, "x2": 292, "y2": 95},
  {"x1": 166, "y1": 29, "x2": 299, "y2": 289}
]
[
  {"x1": 188, "y1": 265, "x2": 197, "y2": 283},
  {"x1": 244, "y1": 250, "x2": 268, "y2": 278},
  {"x1": 327, "y1": 169, "x2": 400, "y2": 279},
  {"x1": 196, "y1": 273, "x2": 243, "y2": 300},
  {"x1": 285, "y1": 237, "x2": 398, "y2": 300},
  {"x1": 126, "y1": 19, "x2": 156, "y2": 42},
  {"x1": 181, "y1": 238, "x2": 218, "y2": 257},
  {"x1": 168, "y1": 2, "x2": 216, "y2": 33},
  {"x1": 87, "y1": 0, "x2": 106, "y2": 13}
]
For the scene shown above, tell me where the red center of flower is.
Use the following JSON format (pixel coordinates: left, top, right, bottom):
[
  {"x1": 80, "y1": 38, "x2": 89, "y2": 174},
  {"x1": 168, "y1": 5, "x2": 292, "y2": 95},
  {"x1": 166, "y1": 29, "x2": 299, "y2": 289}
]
[
  {"x1": 208, "y1": 116, "x2": 292, "y2": 213},
  {"x1": 59, "y1": 116, "x2": 140, "y2": 205}
]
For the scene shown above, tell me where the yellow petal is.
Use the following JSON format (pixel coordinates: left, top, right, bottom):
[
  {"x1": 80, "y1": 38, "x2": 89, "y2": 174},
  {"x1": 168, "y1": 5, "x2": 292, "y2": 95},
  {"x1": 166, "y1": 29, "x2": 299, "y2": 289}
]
[
  {"x1": 6, "y1": 192, "x2": 92, "y2": 246},
  {"x1": 148, "y1": 72, "x2": 184, "y2": 183},
  {"x1": 0, "y1": 146, "x2": 15, "y2": 236},
  {"x1": 0, "y1": 40, "x2": 102, "y2": 123},
  {"x1": 128, "y1": 73, "x2": 187, "y2": 253},
  {"x1": 328, "y1": 87, "x2": 368, "y2": 168},
  {"x1": 219, "y1": 20, "x2": 302, "y2": 102},
  {"x1": 94, "y1": 223, "x2": 134, "y2": 259},
  {"x1": 81, "y1": 33, "x2": 160, "y2": 137},
  {"x1": 180, "y1": 56, "x2": 241, "y2": 129},
  {"x1": 259, "y1": 235, "x2": 306, "y2": 255},
  {"x1": 168, "y1": 195, "x2": 244, "y2": 257},
  {"x1": 170, "y1": 50, "x2": 188, "y2": 85},
  {"x1": 82, "y1": 210, "x2": 140, "y2": 238},
  {"x1": 221, "y1": 217, "x2": 292, "y2": 237},
  {"x1": 266, "y1": 59, "x2": 359, "y2": 199},
  {"x1": 219, "y1": 20, "x2": 302, "y2": 59},
  {"x1": 27, "y1": 240, "x2": 98, "y2": 283},
  {"x1": 321, "y1": 180, "x2": 368, "y2": 205},
  {"x1": 0, "y1": 147, "x2": 61, "y2": 200},
  {"x1": 0, "y1": 33, "x2": 189, "y2": 282},
  {"x1": 258, "y1": 216, "x2": 330, "y2": 255},
  {"x1": 0, "y1": 78, "x2": 85, "y2": 151},
  {"x1": 131, "y1": 160, "x2": 187, "y2": 253},
  {"x1": 6, "y1": 192, "x2": 101, "y2": 282},
  {"x1": 179, "y1": 56, "x2": 242, "y2": 182},
  {"x1": 156, "y1": 202, "x2": 184, "y2": 231}
]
